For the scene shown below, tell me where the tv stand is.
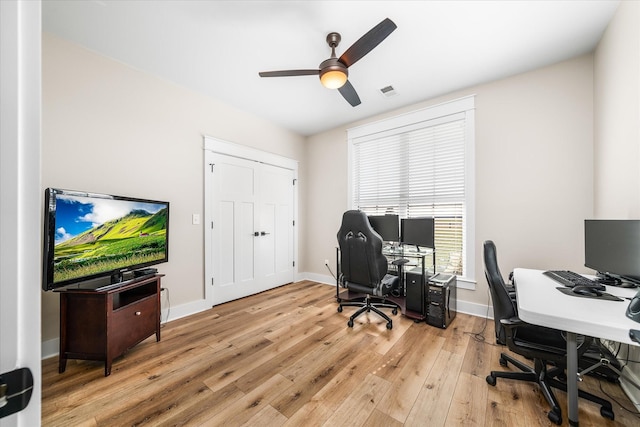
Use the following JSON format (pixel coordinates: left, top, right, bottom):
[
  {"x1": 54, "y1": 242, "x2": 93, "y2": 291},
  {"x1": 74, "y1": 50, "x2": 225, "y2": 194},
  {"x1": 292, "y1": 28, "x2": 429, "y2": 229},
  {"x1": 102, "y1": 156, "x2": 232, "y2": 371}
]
[{"x1": 57, "y1": 274, "x2": 163, "y2": 376}]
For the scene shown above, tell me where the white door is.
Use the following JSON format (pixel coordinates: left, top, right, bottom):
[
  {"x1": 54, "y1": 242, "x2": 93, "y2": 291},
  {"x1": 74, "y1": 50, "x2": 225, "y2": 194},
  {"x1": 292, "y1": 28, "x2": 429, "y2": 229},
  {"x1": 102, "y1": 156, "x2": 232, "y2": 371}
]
[
  {"x1": 208, "y1": 152, "x2": 294, "y2": 305},
  {"x1": 257, "y1": 163, "x2": 295, "y2": 286}
]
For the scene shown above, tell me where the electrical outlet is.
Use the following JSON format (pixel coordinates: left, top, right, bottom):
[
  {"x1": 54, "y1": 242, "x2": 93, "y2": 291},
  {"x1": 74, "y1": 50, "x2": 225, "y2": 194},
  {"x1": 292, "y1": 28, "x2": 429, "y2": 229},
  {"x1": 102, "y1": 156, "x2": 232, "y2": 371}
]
[{"x1": 324, "y1": 259, "x2": 329, "y2": 265}]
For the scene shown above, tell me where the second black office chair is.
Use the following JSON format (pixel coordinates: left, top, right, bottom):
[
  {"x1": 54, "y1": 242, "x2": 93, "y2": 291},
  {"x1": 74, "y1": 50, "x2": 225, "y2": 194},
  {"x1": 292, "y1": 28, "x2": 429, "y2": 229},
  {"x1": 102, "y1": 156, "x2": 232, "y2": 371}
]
[
  {"x1": 483, "y1": 240, "x2": 613, "y2": 425},
  {"x1": 336, "y1": 210, "x2": 399, "y2": 329}
]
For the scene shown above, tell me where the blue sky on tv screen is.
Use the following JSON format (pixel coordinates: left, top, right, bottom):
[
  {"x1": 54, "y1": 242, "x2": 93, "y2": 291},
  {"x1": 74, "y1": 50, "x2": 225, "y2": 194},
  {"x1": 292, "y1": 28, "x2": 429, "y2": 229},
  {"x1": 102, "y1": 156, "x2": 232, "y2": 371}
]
[{"x1": 55, "y1": 195, "x2": 166, "y2": 245}]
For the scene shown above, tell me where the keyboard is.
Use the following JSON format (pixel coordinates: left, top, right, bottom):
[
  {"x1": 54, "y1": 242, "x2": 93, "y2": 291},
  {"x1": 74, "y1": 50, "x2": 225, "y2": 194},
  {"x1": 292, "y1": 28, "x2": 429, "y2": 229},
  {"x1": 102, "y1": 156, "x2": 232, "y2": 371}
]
[{"x1": 543, "y1": 270, "x2": 606, "y2": 291}]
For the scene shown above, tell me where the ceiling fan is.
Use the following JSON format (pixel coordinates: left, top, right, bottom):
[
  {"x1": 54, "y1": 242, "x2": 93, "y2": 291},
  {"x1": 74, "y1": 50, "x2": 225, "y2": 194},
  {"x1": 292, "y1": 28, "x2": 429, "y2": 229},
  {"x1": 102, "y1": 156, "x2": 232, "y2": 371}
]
[{"x1": 258, "y1": 18, "x2": 397, "y2": 107}]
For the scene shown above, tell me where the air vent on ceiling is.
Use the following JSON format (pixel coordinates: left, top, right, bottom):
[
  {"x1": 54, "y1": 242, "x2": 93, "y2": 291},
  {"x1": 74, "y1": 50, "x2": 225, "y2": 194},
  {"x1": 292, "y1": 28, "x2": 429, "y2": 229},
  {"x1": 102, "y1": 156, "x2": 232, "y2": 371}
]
[{"x1": 379, "y1": 85, "x2": 397, "y2": 97}]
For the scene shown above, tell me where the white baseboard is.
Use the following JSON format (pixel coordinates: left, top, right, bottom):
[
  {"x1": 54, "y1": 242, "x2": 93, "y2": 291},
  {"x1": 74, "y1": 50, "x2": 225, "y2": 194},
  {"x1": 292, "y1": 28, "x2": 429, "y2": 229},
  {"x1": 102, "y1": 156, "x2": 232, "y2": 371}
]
[
  {"x1": 610, "y1": 341, "x2": 640, "y2": 412},
  {"x1": 298, "y1": 272, "x2": 493, "y2": 319},
  {"x1": 42, "y1": 273, "x2": 493, "y2": 360},
  {"x1": 297, "y1": 273, "x2": 493, "y2": 319},
  {"x1": 42, "y1": 338, "x2": 59, "y2": 360},
  {"x1": 161, "y1": 297, "x2": 210, "y2": 324},
  {"x1": 42, "y1": 297, "x2": 211, "y2": 360},
  {"x1": 300, "y1": 272, "x2": 335, "y2": 285},
  {"x1": 620, "y1": 372, "x2": 640, "y2": 412},
  {"x1": 458, "y1": 299, "x2": 494, "y2": 320}
]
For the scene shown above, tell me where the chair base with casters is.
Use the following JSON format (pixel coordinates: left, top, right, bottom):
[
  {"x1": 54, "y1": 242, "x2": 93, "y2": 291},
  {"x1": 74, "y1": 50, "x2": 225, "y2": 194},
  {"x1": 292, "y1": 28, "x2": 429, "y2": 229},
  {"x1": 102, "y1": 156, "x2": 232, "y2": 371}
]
[
  {"x1": 338, "y1": 294, "x2": 398, "y2": 329},
  {"x1": 485, "y1": 321, "x2": 615, "y2": 425}
]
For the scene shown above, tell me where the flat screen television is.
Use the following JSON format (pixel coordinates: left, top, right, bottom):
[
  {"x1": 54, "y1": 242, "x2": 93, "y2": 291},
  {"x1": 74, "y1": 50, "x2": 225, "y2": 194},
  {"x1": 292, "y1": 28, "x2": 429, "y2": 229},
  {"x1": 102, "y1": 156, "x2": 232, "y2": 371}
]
[
  {"x1": 42, "y1": 188, "x2": 169, "y2": 291},
  {"x1": 584, "y1": 219, "x2": 640, "y2": 286},
  {"x1": 367, "y1": 214, "x2": 400, "y2": 242},
  {"x1": 401, "y1": 217, "x2": 435, "y2": 249}
]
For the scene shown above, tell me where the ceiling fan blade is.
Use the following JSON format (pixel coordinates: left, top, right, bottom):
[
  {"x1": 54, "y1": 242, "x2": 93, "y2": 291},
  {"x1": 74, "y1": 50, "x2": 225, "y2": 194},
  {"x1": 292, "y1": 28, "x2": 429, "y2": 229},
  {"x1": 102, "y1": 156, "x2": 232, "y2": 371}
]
[
  {"x1": 338, "y1": 18, "x2": 397, "y2": 68},
  {"x1": 258, "y1": 69, "x2": 320, "y2": 77},
  {"x1": 338, "y1": 80, "x2": 361, "y2": 107}
]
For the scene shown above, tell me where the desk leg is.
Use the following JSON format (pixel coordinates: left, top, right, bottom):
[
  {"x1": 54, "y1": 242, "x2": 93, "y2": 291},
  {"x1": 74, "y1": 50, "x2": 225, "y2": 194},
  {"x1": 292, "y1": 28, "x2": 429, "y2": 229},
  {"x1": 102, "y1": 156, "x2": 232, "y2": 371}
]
[{"x1": 567, "y1": 332, "x2": 579, "y2": 426}]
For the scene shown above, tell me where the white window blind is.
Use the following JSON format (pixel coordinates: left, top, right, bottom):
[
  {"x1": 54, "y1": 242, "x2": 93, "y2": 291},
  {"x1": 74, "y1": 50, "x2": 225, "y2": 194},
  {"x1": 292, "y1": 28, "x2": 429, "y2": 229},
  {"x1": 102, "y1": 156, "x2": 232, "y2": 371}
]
[{"x1": 348, "y1": 97, "x2": 474, "y2": 281}]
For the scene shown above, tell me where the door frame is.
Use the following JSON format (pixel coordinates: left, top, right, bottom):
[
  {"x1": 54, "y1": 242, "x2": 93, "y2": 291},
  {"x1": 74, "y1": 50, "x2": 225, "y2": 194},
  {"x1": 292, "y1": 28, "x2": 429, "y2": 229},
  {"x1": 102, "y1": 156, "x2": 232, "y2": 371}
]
[
  {"x1": 203, "y1": 136, "x2": 298, "y2": 307},
  {"x1": 0, "y1": 1, "x2": 42, "y2": 425}
]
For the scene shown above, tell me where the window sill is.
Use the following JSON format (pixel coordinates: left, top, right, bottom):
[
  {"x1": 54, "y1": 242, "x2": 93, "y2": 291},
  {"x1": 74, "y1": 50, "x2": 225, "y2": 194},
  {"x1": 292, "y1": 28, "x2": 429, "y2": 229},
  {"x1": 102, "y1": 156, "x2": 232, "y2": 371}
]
[{"x1": 454, "y1": 276, "x2": 476, "y2": 291}]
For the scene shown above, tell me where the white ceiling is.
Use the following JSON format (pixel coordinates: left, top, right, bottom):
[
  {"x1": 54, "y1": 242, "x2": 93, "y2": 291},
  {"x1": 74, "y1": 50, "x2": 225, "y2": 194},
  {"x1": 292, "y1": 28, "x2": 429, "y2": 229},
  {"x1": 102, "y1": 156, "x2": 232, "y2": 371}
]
[{"x1": 42, "y1": 0, "x2": 619, "y2": 136}]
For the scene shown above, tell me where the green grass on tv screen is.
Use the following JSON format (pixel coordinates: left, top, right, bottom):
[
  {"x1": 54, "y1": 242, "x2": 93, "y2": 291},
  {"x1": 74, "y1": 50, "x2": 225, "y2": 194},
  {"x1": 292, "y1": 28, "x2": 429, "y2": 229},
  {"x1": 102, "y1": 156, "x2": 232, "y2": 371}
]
[{"x1": 53, "y1": 233, "x2": 166, "y2": 283}]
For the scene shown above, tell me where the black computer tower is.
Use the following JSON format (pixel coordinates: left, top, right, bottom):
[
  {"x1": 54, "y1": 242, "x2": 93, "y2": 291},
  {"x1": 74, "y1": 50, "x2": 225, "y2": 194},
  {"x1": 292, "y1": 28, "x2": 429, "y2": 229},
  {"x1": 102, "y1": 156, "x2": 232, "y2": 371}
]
[
  {"x1": 426, "y1": 273, "x2": 457, "y2": 328},
  {"x1": 405, "y1": 270, "x2": 425, "y2": 315}
]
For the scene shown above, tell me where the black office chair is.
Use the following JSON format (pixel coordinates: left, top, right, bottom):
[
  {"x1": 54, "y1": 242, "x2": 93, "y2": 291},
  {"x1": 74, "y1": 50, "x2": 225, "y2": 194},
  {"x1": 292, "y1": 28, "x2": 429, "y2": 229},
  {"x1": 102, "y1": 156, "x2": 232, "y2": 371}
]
[
  {"x1": 483, "y1": 240, "x2": 614, "y2": 425},
  {"x1": 483, "y1": 242, "x2": 515, "y2": 346},
  {"x1": 336, "y1": 210, "x2": 399, "y2": 329}
]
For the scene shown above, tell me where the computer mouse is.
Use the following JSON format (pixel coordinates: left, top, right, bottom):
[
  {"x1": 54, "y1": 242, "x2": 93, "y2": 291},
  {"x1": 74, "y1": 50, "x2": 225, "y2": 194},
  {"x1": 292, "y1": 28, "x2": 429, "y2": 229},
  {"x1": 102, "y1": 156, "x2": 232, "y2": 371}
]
[
  {"x1": 619, "y1": 281, "x2": 638, "y2": 289},
  {"x1": 572, "y1": 285, "x2": 601, "y2": 297}
]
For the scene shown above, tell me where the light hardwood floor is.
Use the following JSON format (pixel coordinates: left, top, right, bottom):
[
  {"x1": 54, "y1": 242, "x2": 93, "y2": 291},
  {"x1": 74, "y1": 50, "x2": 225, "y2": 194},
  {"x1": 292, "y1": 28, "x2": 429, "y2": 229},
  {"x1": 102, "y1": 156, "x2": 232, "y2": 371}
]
[{"x1": 42, "y1": 280, "x2": 640, "y2": 426}]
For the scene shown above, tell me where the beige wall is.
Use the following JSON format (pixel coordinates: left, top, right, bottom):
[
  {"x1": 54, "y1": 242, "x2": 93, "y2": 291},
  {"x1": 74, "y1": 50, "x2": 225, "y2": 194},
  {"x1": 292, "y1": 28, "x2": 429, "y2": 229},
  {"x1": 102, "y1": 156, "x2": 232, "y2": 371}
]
[
  {"x1": 593, "y1": 0, "x2": 640, "y2": 405},
  {"x1": 306, "y1": 54, "x2": 595, "y2": 308},
  {"x1": 42, "y1": 2, "x2": 633, "y2": 342},
  {"x1": 594, "y1": 0, "x2": 640, "y2": 219},
  {"x1": 41, "y1": 33, "x2": 307, "y2": 343}
]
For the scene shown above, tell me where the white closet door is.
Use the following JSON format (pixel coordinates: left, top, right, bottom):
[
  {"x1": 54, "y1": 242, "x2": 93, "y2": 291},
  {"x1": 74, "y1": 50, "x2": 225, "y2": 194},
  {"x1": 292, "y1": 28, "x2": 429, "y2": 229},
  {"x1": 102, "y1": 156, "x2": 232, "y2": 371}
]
[
  {"x1": 210, "y1": 152, "x2": 294, "y2": 305},
  {"x1": 258, "y1": 162, "x2": 294, "y2": 286}
]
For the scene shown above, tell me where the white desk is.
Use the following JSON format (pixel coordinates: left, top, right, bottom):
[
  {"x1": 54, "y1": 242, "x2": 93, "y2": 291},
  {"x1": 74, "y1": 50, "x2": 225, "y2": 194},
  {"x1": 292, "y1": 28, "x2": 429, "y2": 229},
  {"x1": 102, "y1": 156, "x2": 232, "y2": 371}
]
[{"x1": 513, "y1": 268, "x2": 640, "y2": 426}]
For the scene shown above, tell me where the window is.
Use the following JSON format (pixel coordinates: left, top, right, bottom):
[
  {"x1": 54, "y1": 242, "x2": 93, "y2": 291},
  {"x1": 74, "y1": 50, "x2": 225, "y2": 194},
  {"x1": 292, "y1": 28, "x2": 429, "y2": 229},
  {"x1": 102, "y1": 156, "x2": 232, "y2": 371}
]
[{"x1": 348, "y1": 96, "x2": 475, "y2": 287}]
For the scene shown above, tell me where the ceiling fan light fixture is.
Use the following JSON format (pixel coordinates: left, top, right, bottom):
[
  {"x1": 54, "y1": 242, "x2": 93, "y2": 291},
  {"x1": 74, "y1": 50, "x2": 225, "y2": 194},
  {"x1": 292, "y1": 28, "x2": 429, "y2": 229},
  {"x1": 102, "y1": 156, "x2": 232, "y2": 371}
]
[
  {"x1": 319, "y1": 58, "x2": 348, "y2": 89},
  {"x1": 320, "y1": 69, "x2": 348, "y2": 89}
]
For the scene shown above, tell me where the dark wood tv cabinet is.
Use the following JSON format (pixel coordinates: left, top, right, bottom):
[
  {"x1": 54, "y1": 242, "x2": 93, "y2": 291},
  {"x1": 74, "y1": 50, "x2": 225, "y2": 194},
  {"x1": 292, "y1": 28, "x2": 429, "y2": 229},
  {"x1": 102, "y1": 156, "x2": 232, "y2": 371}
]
[{"x1": 57, "y1": 274, "x2": 163, "y2": 376}]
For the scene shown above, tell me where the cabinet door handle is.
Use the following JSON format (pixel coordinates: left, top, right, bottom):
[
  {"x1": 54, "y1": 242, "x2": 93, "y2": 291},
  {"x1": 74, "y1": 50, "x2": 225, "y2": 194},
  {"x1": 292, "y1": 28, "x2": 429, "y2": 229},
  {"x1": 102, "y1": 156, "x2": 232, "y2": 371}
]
[{"x1": 135, "y1": 311, "x2": 141, "y2": 316}]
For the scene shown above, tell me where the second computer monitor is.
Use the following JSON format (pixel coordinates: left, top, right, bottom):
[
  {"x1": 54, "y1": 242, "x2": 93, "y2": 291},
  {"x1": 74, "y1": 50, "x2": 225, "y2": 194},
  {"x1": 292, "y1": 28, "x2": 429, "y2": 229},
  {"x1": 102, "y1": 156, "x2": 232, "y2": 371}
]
[
  {"x1": 368, "y1": 214, "x2": 400, "y2": 242},
  {"x1": 585, "y1": 219, "x2": 640, "y2": 285},
  {"x1": 401, "y1": 217, "x2": 435, "y2": 249}
]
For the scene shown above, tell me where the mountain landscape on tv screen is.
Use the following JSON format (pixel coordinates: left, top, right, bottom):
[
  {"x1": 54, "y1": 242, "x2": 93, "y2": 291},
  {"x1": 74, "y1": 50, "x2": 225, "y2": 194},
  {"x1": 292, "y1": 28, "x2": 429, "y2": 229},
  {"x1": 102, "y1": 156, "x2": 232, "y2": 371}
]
[{"x1": 54, "y1": 208, "x2": 167, "y2": 283}]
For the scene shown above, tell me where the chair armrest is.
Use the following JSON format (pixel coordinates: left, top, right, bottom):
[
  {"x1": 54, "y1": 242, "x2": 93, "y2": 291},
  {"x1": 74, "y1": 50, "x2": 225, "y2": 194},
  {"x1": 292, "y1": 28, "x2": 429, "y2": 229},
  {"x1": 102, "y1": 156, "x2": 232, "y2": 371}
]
[{"x1": 500, "y1": 317, "x2": 524, "y2": 327}]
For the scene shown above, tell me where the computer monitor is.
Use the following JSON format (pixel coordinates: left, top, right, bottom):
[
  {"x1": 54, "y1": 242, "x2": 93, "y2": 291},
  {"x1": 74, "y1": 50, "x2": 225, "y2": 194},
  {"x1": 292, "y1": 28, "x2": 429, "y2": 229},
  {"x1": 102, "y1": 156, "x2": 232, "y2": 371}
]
[
  {"x1": 584, "y1": 219, "x2": 640, "y2": 286},
  {"x1": 401, "y1": 217, "x2": 435, "y2": 249},
  {"x1": 367, "y1": 215, "x2": 399, "y2": 242}
]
